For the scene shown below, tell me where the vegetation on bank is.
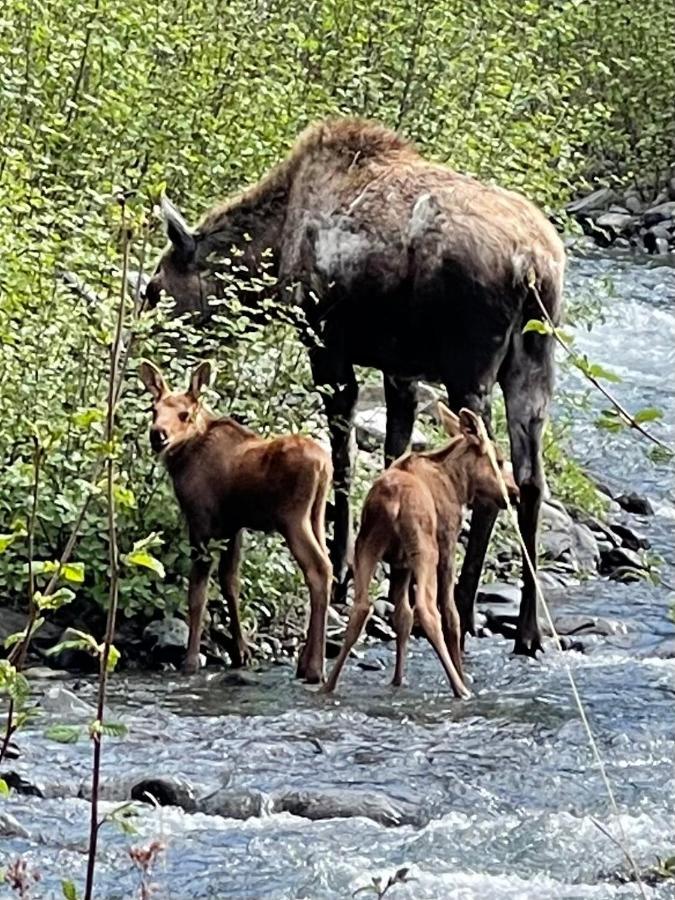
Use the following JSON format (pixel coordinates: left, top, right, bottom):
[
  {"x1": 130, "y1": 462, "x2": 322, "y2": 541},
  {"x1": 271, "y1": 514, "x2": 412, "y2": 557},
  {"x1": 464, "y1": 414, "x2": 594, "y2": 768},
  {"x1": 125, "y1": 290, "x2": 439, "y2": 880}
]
[{"x1": 1, "y1": 0, "x2": 673, "y2": 636}]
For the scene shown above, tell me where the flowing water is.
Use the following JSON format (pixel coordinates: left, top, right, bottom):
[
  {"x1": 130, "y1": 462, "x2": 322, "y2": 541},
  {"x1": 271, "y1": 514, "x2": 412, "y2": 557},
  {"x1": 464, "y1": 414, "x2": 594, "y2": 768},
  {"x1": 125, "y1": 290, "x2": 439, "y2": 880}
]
[{"x1": 1, "y1": 249, "x2": 674, "y2": 899}]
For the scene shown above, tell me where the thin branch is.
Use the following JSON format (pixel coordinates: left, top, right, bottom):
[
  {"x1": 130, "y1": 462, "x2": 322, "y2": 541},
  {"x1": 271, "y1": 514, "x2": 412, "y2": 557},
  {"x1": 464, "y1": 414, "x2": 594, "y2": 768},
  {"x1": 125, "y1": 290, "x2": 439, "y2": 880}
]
[{"x1": 529, "y1": 280, "x2": 672, "y2": 453}]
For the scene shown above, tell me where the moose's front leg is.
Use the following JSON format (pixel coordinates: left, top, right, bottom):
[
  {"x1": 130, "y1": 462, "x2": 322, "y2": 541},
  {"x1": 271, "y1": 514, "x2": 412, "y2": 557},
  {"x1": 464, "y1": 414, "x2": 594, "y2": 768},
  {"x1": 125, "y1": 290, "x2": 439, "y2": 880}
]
[
  {"x1": 184, "y1": 548, "x2": 213, "y2": 674},
  {"x1": 383, "y1": 374, "x2": 418, "y2": 466},
  {"x1": 311, "y1": 353, "x2": 358, "y2": 605}
]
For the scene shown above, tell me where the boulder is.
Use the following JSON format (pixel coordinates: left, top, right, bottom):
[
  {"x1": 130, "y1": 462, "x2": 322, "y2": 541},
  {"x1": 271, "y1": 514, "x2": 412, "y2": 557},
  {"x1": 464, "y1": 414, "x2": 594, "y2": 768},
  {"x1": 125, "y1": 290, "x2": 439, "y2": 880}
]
[
  {"x1": 354, "y1": 406, "x2": 427, "y2": 453},
  {"x1": 609, "y1": 522, "x2": 650, "y2": 551},
  {"x1": 615, "y1": 492, "x2": 653, "y2": 516},
  {"x1": 0, "y1": 771, "x2": 44, "y2": 798},
  {"x1": 197, "y1": 787, "x2": 265, "y2": 819},
  {"x1": 274, "y1": 788, "x2": 422, "y2": 827},
  {"x1": 553, "y1": 615, "x2": 627, "y2": 637},
  {"x1": 130, "y1": 776, "x2": 197, "y2": 812},
  {"x1": 40, "y1": 685, "x2": 96, "y2": 721},
  {"x1": 571, "y1": 523, "x2": 601, "y2": 573},
  {"x1": 142, "y1": 616, "x2": 189, "y2": 667},
  {"x1": 599, "y1": 546, "x2": 646, "y2": 577},
  {"x1": 0, "y1": 811, "x2": 30, "y2": 838},
  {"x1": 566, "y1": 188, "x2": 617, "y2": 216},
  {"x1": 643, "y1": 201, "x2": 675, "y2": 226},
  {"x1": 595, "y1": 212, "x2": 636, "y2": 237}
]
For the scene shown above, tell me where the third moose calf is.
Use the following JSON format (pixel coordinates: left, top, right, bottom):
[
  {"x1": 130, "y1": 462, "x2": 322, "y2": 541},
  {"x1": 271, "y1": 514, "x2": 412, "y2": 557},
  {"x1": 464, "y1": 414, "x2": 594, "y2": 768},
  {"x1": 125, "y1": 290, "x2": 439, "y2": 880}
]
[
  {"x1": 139, "y1": 359, "x2": 332, "y2": 682},
  {"x1": 324, "y1": 404, "x2": 519, "y2": 697}
]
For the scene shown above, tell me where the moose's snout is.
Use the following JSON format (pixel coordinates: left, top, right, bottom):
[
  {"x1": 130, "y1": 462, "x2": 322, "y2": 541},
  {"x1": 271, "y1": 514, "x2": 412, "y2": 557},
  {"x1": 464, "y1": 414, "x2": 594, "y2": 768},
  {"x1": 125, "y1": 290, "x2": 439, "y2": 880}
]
[{"x1": 150, "y1": 427, "x2": 168, "y2": 453}]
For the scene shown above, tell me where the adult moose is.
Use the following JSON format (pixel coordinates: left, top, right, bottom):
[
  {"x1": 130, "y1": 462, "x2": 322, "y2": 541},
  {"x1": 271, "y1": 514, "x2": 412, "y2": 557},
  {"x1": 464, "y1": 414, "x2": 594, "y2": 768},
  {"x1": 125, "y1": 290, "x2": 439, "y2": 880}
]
[{"x1": 146, "y1": 118, "x2": 565, "y2": 656}]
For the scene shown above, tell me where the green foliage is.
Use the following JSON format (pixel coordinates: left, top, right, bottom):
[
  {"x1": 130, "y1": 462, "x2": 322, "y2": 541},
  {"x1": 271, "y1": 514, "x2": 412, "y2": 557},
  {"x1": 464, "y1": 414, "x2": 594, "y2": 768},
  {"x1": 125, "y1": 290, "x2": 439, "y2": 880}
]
[{"x1": 0, "y1": 0, "x2": 671, "y2": 635}]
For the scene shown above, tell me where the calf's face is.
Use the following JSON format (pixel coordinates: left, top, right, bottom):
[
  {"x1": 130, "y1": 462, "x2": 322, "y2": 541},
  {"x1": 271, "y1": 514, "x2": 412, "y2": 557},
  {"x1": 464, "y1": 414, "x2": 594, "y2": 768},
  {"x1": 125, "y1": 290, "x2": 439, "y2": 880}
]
[
  {"x1": 437, "y1": 403, "x2": 519, "y2": 509},
  {"x1": 138, "y1": 360, "x2": 212, "y2": 455}
]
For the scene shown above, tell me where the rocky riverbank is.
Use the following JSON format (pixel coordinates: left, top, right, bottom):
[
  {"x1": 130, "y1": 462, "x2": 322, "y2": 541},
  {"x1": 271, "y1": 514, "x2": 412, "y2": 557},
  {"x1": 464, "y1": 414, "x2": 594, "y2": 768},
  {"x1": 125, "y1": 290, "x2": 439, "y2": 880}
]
[{"x1": 565, "y1": 172, "x2": 675, "y2": 254}]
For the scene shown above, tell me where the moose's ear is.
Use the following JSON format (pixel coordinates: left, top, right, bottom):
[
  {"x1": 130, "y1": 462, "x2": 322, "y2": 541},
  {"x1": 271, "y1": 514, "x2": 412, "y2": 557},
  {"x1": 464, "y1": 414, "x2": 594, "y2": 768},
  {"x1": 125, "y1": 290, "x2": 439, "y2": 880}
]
[
  {"x1": 458, "y1": 408, "x2": 487, "y2": 448},
  {"x1": 138, "y1": 360, "x2": 168, "y2": 401},
  {"x1": 160, "y1": 196, "x2": 196, "y2": 263},
  {"x1": 437, "y1": 401, "x2": 461, "y2": 437},
  {"x1": 188, "y1": 360, "x2": 213, "y2": 399}
]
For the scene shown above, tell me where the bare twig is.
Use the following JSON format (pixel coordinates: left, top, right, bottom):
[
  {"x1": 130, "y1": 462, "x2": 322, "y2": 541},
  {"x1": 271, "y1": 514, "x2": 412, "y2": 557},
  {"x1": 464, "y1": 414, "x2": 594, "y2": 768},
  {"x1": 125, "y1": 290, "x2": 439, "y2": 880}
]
[
  {"x1": 84, "y1": 201, "x2": 131, "y2": 900},
  {"x1": 530, "y1": 280, "x2": 672, "y2": 453}
]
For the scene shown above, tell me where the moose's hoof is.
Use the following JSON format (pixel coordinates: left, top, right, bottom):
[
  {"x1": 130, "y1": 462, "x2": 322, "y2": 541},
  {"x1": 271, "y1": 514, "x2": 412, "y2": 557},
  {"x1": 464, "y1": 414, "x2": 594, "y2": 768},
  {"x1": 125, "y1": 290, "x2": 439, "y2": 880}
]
[
  {"x1": 513, "y1": 634, "x2": 544, "y2": 658},
  {"x1": 182, "y1": 657, "x2": 200, "y2": 675}
]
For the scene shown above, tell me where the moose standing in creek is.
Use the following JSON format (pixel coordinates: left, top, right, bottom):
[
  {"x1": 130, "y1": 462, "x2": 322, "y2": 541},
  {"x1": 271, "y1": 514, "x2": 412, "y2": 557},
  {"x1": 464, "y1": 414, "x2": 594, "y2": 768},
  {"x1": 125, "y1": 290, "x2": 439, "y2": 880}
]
[{"x1": 146, "y1": 117, "x2": 565, "y2": 657}]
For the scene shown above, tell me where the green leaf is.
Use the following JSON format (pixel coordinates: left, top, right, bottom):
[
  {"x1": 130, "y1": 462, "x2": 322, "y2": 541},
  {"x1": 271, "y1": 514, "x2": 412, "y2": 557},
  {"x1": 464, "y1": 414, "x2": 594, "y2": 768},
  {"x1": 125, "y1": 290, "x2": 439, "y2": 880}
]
[
  {"x1": 123, "y1": 550, "x2": 165, "y2": 579},
  {"x1": 4, "y1": 618, "x2": 44, "y2": 648},
  {"x1": 106, "y1": 644, "x2": 121, "y2": 673},
  {"x1": 0, "y1": 777, "x2": 9, "y2": 798},
  {"x1": 633, "y1": 407, "x2": 663, "y2": 424},
  {"x1": 0, "y1": 534, "x2": 18, "y2": 554},
  {"x1": 61, "y1": 879, "x2": 79, "y2": 900},
  {"x1": 522, "y1": 318, "x2": 552, "y2": 336},
  {"x1": 34, "y1": 587, "x2": 76, "y2": 611},
  {"x1": 45, "y1": 725, "x2": 81, "y2": 744},
  {"x1": 61, "y1": 563, "x2": 85, "y2": 584},
  {"x1": 99, "y1": 720, "x2": 128, "y2": 737}
]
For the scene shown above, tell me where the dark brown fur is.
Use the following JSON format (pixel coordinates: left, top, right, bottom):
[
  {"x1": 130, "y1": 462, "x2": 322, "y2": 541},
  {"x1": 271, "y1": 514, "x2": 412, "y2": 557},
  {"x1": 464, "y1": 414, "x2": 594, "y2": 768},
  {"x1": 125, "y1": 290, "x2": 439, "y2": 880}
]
[
  {"x1": 148, "y1": 117, "x2": 565, "y2": 657},
  {"x1": 138, "y1": 360, "x2": 332, "y2": 682},
  {"x1": 324, "y1": 405, "x2": 518, "y2": 696}
]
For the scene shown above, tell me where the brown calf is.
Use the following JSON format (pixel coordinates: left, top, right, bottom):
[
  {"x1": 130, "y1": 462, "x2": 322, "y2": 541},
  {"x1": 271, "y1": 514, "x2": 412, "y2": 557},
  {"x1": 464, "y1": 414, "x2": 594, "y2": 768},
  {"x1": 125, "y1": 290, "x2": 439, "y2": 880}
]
[
  {"x1": 138, "y1": 360, "x2": 333, "y2": 682},
  {"x1": 324, "y1": 404, "x2": 519, "y2": 697}
]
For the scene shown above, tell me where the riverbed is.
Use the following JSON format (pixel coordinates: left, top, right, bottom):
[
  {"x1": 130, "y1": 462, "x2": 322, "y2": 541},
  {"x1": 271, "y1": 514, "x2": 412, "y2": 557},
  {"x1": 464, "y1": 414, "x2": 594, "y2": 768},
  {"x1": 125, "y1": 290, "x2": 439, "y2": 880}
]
[{"x1": 1, "y1": 248, "x2": 674, "y2": 899}]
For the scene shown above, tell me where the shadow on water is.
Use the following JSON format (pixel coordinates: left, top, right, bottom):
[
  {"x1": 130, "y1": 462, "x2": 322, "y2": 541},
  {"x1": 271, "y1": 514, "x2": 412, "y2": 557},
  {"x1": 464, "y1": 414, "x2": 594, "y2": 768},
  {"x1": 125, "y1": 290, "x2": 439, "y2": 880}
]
[{"x1": 1, "y1": 250, "x2": 674, "y2": 898}]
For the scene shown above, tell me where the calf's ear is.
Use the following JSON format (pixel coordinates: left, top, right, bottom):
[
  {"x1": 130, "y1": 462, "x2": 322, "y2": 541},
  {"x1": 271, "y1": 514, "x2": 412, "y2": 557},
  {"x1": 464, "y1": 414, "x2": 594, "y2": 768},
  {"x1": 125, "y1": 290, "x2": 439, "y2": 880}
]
[
  {"x1": 138, "y1": 360, "x2": 168, "y2": 401},
  {"x1": 188, "y1": 360, "x2": 213, "y2": 399},
  {"x1": 437, "y1": 401, "x2": 460, "y2": 437},
  {"x1": 458, "y1": 408, "x2": 488, "y2": 450}
]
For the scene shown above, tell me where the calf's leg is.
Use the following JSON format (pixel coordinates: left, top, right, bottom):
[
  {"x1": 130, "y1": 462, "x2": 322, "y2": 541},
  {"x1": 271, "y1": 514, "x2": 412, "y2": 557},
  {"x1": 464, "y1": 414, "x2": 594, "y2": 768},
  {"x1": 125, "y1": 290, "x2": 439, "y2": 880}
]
[
  {"x1": 437, "y1": 558, "x2": 464, "y2": 682},
  {"x1": 285, "y1": 520, "x2": 332, "y2": 684},
  {"x1": 218, "y1": 531, "x2": 249, "y2": 667},
  {"x1": 184, "y1": 549, "x2": 213, "y2": 674},
  {"x1": 390, "y1": 568, "x2": 412, "y2": 686}
]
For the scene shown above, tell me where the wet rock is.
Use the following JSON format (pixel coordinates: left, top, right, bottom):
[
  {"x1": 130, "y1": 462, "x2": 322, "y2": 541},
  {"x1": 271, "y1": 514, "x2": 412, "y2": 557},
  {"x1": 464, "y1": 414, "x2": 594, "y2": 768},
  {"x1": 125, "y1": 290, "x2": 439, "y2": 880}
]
[
  {"x1": 142, "y1": 616, "x2": 189, "y2": 667},
  {"x1": 0, "y1": 771, "x2": 44, "y2": 797},
  {"x1": 615, "y1": 492, "x2": 653, "y2": 516},
  {"x1": 539, "y1": 501, "x2": 574, "y2": 561},
  {"x1": 553, "y1": 615, "x2": 627, "y2": 637},
  {"x1": 609, "y1": 522, "x2": 650, "y2": 551},
  {"x1": 22, "y1": 665, "x2": 68, "y2": 680},
  {"x1": 595, "y1": 211, "x2": 636, "y2": 238},
  {"x1": 221, "y1": 670, "x2": 262, "y2": 687},
  {"x1": 325, "y1": 637, "x2": 345, "y2": 659},
  {"x1": 476, "y1": 582, "x2": 520, "y2": 607},
  {"x1": 373, "y1": 598, "x2": 394, "y2": 620},
  {"x1": 643, "y1": 200, "x2": 675, "y2": 226},
  {"x1": 130, "y1": 776, "x2": 197, "y2": 812},
  {"x1": 365, "y1": 614, "x2": 396, "y2": 642},
  {"x1": 197, "y1": 787, "x2": 265, "y2": 819},
  {"x1": 356, "y1": 657, "x2": 386, "y2": 672},
  {"x1": 571, "y1": 522, "x2": 600, "y2": 573},
  {"x1": 566, "y1": 187, "x2": 617, "y2": 216},
  {"x1": 0, "y1": 811, "x2": 30, "y2": 838},
  {"x1": 40, "y1": 685, "x2": 96, "y2": 721},
  {"x1": 354, "y1": 406, "x2": 427, "y2": 453},
  {"x1": 600, "y1": 546, "x2": 646, "y2": 576},
  {"x1": 275, "y1": 788, "x2": 422, "y2": 828}
]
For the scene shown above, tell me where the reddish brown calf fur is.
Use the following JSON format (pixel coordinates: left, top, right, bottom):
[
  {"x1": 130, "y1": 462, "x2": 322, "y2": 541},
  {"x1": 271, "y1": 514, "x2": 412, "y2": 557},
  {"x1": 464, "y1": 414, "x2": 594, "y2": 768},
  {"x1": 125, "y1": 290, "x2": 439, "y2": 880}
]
[
  {"x1": 324, "y1": 404, "x2": 518, "y2": 697},
  {"x1": 139, "y1": 360, "x2": 332, "y2": 682}
]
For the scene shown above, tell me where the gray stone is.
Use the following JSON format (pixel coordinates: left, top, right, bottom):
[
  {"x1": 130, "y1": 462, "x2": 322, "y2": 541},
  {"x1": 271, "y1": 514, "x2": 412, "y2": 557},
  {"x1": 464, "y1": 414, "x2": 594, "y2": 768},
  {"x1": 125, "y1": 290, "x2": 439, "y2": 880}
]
[
  {"x1": 540, "y1": 501, "x2": 574, "y2": 561},
  {"x1": 0, "y1": 771, "x2": 43, "y2": 797},
  {"x1": 600, "y1": 546, "x2": 645, "y2": 575},
  {"x1": 615, "y1": 492, "x2": 653, "y2": 516},
  {"x1": 476, "y1": 582, "x2": 521, "y2": 606},
  {"x1": 0, "y1": 811, "x2": 30, "y2": 838},
  {"x1": 40, "y1": 685, "x2": 96, "y2": 721},
  {"x1": 623, "y1": 194, "x2": 644, "y2": 214},
  {"x1": 643, "y1": 201, "x2": 675, "y2": 226},
  {"x1": 373, "y1": 598, "x2": 394, "y2": 620},
  {"x1": 130, "y1": 776, "x2": 197, "y2": 811},
  {"x1": 356, "y1": 657, "x2": 386, "y2": 672},
  {"x1": 609, "y1": 522, "x2": 650, "y2": 551},
  {"x1": 566, "y1": 187, "x2": 617, "y2": 215},
  {"x1": 274, "y1": 788, "x2": 422, "y2": 827},
  {"x1": 571, "y1": 523, "x2": 600, "y2": 573},
  {"x1": 553, "y1": 615, "x2": 627, "y2": 637},
  {"x1": 143, "y1": 617, "x2": 189, "y2": 649},
  {"x1": 595, "y1": 212, "x2": 636, "y2": 235},
  {"x1": 198, "y1": 787, "x2": 265, "y2": 819},
  {"x1": 354, "y1": 406, "x2": 427, "y2": 453}
]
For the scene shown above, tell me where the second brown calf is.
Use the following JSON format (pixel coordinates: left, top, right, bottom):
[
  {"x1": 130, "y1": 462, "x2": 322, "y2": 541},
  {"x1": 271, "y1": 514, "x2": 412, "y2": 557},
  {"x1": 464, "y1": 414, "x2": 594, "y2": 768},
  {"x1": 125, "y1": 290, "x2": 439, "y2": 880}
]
[
  {"x1": 139, "y1": 359, "x2": 332, "y2": 682},
  {"x1": 324, "y1": 404, "x2": 519, "y2": 697}
]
